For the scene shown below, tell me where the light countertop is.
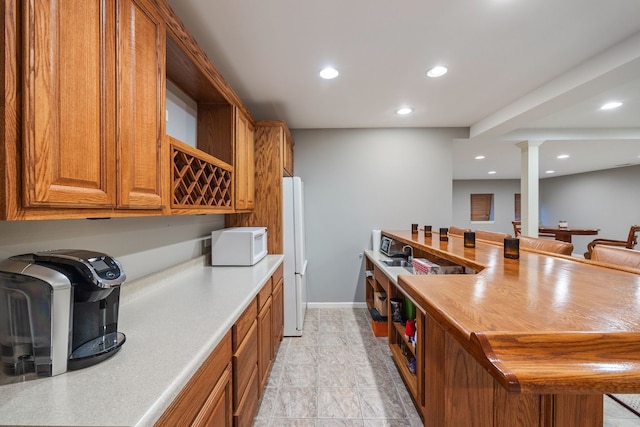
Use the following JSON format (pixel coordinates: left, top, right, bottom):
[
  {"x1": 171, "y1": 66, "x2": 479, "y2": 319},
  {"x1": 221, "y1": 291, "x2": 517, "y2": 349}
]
[
  {"x1": 0, "y1": 254, "x2": 284, "y2": 426},
  {"x1": 364, "y1": 249, "x2": 409, "y2": 285}
]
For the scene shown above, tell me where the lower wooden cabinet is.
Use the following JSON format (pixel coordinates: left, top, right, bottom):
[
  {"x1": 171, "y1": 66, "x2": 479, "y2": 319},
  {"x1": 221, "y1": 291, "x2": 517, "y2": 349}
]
[
  {"x1": 258, "y1": 294, "x2": 273, "y2": 391},
  {"x1": 272, "y1": 276, "x2": 284, "y2": 354},
  {"x1": 156, "y1": 263, "x2": 284, "y2": 427},
  {"x1": 155, "y1": 331, "x2": 233, "y2": 426},
  {"x1": 232, "y1": 319, "x2": 257, "y2": 407},
  {"x1": 192, "y1": 364, "x2": 232, "y2": 427},
  {"x1": 233, "y1": 365, "x2": 259, "y2": 427}
]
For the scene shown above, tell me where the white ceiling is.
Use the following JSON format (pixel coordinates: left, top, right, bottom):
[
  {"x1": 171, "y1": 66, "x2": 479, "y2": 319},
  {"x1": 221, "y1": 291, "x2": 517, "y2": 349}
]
[{"x1": 165, "y1": 0, "x2": 640, "y2": 179}]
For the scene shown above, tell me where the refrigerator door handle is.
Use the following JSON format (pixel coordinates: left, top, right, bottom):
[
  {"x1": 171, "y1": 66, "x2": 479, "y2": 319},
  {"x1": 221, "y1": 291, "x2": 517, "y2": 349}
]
[{"x1": 299, "y1": 260, "x2": 308, "y2": 276}]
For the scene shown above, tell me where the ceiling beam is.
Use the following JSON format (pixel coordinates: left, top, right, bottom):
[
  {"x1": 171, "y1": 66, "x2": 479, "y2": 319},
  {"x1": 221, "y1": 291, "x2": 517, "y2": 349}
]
[{"x1": 470, "y1": 31, "x2": 640, "y2": 139}]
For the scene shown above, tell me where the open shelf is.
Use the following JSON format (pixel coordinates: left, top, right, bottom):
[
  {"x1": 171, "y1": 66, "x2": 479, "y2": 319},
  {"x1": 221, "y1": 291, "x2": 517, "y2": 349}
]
[
  {"x1": 162, "y1": 23, "x2": 239, "y2": 213},
  {"x1": 392, "y1": 321, "x2": 416, "y2": 357},
  {"x1": 389, "y1": 341, "x2": 418, "y2": 397}
]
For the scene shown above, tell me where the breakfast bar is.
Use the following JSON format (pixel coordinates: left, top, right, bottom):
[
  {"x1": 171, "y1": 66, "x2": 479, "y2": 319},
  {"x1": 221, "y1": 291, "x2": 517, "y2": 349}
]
[{"x1": 370, "y1": 230, "x2": 640, "y2": 426}]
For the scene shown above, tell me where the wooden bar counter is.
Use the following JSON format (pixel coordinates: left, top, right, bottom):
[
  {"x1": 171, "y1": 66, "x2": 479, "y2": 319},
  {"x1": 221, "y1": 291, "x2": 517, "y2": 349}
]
[{"x1": 382, "y1": 230, "x2": 640, "y2": 427}]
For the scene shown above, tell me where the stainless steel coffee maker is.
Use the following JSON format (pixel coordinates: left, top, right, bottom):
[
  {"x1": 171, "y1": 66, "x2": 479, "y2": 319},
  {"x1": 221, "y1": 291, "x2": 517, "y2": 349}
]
[{"x1": 0, "y1": 250, "x2": 126, "y2": 382}]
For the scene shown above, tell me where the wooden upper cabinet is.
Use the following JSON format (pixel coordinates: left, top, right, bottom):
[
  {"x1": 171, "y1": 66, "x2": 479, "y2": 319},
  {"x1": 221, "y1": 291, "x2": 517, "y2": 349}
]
[
  {"x1": 283, "y1": 126, "x2": 294, "y2": 177},
  {"x1": 246, "y1": 119, "x2": 255, "y2": 209},
  {"x1": 234, "y1": 108, "x2": 255, "y2": 211},
  {"x1": 23, "y1": 0, "x2": 117, "y2": 208},
  {"x1": 117, "y1": 0, "x2": 165, "y2": 209},
  {"x1": 22, "y1": 0, "x2": 164, "y2": 210}
]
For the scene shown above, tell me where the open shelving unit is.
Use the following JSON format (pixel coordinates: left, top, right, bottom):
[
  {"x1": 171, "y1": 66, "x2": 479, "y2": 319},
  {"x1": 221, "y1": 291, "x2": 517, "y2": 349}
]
[
  {"x1": 365, "y1": 258, "x2": 390, "y2": 336},
  {"x1": 387, "y1": 284, "x2": 426, "y2": 416},
  {"x1": 164, "y1": 26, "x2": 237, "y2": 213}
]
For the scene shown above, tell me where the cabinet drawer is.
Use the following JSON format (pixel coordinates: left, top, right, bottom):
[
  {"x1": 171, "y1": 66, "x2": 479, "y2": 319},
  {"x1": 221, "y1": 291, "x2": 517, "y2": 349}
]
[
  {"x1": 232, "y1": 320, "x2": 257, "y2": 407},
  {"x1": 233, "y1": 298, "x2": 257, "y2": 350},
  {"x1": 257, "y1": 280, "x2": 272, "y2": 311},
  {"x1": 233, "y1": 365, "x2": 259, "y2": 427}
]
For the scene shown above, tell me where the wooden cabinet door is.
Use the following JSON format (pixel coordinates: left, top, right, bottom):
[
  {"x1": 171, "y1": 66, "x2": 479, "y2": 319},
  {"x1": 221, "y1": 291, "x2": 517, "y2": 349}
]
[
  {"x1": 156, "y1": 332, "x2": 232, "y2": 426},
  {"x1": 272, "y1": 276, "x2": 284, "y2": 353},
  {"x1": 23, "y1": 0, "x2": 117, "y2": 208},
  {"x1": 235, "y1": 111, "x2": 248, "y2": 209},
  {"x1": 22, "y1": 0, "x2": 164, "y2": 210},
  {"x1": 234, "y1": 108, "x2": 254, "y2": 211},
  {"x1": 258, "y1": 296, "x2": 272, "y2": 391},
  {"x1": 116, "y1": 0, "x2": 165, "y2": 209},
  {"x1": 245, "y1": 119, "x2": 255, "y2": 209},
  {"x1": 283, "y1": 126, "x2": 294, "y2": 177},
  {"x1": 192, "y1": 363, "x2": 232, "y2": 427}
]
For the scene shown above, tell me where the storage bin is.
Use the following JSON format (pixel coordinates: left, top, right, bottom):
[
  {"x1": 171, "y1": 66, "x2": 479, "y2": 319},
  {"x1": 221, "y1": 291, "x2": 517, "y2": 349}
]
[
  {"x1": 371, "y1": 320, "x2": 388, "y2": 337},
  {"x1": 374, "y1": 291, "x2": 388, "y2": 317}
]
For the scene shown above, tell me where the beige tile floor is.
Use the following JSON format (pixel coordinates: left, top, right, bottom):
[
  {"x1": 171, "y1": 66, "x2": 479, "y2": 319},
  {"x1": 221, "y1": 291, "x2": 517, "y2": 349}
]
[{"x1": 253, "y1": 307, "x2": 640, "y2": 426}]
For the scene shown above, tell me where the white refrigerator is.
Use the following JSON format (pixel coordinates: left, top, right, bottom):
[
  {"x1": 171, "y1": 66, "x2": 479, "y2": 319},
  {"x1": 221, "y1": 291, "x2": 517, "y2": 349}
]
[{"x1": 283, "y1": 176, "x2": 308, "y2": 336}]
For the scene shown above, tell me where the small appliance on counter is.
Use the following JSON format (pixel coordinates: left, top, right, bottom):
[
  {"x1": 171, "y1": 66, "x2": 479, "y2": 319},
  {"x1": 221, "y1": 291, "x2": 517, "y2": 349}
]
[
  {"x1": 211, "y1": 227, "x2": 268, "y2": 266},
  {"x1": 0, "y1": 250, "x2": 126, "y2": 384},
  {"x1": 380, "y1": 236, "x2": 406, "y2": 257}
]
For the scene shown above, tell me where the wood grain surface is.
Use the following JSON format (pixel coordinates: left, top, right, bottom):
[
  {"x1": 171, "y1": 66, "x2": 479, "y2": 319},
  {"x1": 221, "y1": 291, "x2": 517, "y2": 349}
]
[{"x1": 384, "y1": 229, "x2": 640, "y2": 395}]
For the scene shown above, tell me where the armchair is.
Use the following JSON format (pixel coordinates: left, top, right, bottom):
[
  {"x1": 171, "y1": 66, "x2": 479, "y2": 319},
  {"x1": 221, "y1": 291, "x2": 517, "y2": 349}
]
[{"x1": 584, "y1": 225, "x2": 640, "y2": 259}]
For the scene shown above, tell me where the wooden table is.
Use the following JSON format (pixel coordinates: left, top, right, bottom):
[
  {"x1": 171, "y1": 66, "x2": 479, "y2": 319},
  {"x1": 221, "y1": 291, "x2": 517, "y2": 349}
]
[
  {"x1": 383, "y1": 230, "x2": 640, "y2": 427},
  {"x1": 538, "y1": 225, "x2": 599, "y2": 243}
]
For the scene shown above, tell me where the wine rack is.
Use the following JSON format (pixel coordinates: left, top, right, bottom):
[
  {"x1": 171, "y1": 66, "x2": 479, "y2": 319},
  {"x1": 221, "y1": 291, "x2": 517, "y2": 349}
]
[{"x1": 170, "y1": 137, "x2": 233, "y2": 210}]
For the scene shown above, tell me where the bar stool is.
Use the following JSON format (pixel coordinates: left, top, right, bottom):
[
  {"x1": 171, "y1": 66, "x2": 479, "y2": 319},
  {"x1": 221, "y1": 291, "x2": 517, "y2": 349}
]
[
  {"x1": 448, "y1": 226, "x2": 470, "y2": 237},
  {"x1": 591, "y1": 245, "x2": 640, "y2": 272},
  {"x1": 519, "y1": 235, "x2": 573, "y2": 256},
  {"x1": 475, "y1": 230, "x2": 511, "y2": 243}
]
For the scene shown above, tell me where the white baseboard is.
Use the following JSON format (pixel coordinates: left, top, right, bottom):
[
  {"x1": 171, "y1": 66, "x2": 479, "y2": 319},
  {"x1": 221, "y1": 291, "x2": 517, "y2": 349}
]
[{"x1": 307, "y1": 302, "x2": 368, "y2": 309}]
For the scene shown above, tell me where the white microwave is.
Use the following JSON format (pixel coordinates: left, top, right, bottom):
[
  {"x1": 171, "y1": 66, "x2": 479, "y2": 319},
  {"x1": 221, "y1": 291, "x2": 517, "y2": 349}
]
[{"x1": 210, "y1": 227, "x2": 268, "y2": 266}]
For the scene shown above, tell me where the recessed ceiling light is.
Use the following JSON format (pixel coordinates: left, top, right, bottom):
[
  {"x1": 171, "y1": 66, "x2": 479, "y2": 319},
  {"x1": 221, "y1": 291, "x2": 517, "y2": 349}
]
[
  {"x1": 488, "y1": 171, "x2": 496, "y2": 175},
  {"x1": 396, "y1": 107, "x2": 413, "y2": 115},
  {"x1": 601, "y1": 101, "x2": 622, "y2": 110},
  {"x1": 319, "y1": 67, "x2": 339, "y2": 79},
  {"x1": 475, "y1": 155, "x2": 485, "y2": 160},
  {"x1": 427, "y1": 66, "x2": 448, "y2": 78},
  {"x1": 546, "y1": 170, "x2": 555, "y2": 174},
  {"x1": 557, "y1": 154, "x2": 569, "y2": 159}
]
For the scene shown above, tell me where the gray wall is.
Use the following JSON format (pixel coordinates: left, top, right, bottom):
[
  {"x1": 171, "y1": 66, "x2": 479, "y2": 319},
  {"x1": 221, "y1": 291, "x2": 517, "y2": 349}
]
[
  {"x1": 539, "y1": 165, "x2": 640, "y2": 256},
  {"x1": 451, "y1": 165, "x2": 640, "y2": 256},
  {"x1": 0, "y1": 213, "x2": 224, "y2": 283},
  {"x1": 292, "y1": 128, "x2": 467, "y2": 304},
  {"x1": 452, "y1": 179, "x2": 520, "y2": 235}
]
